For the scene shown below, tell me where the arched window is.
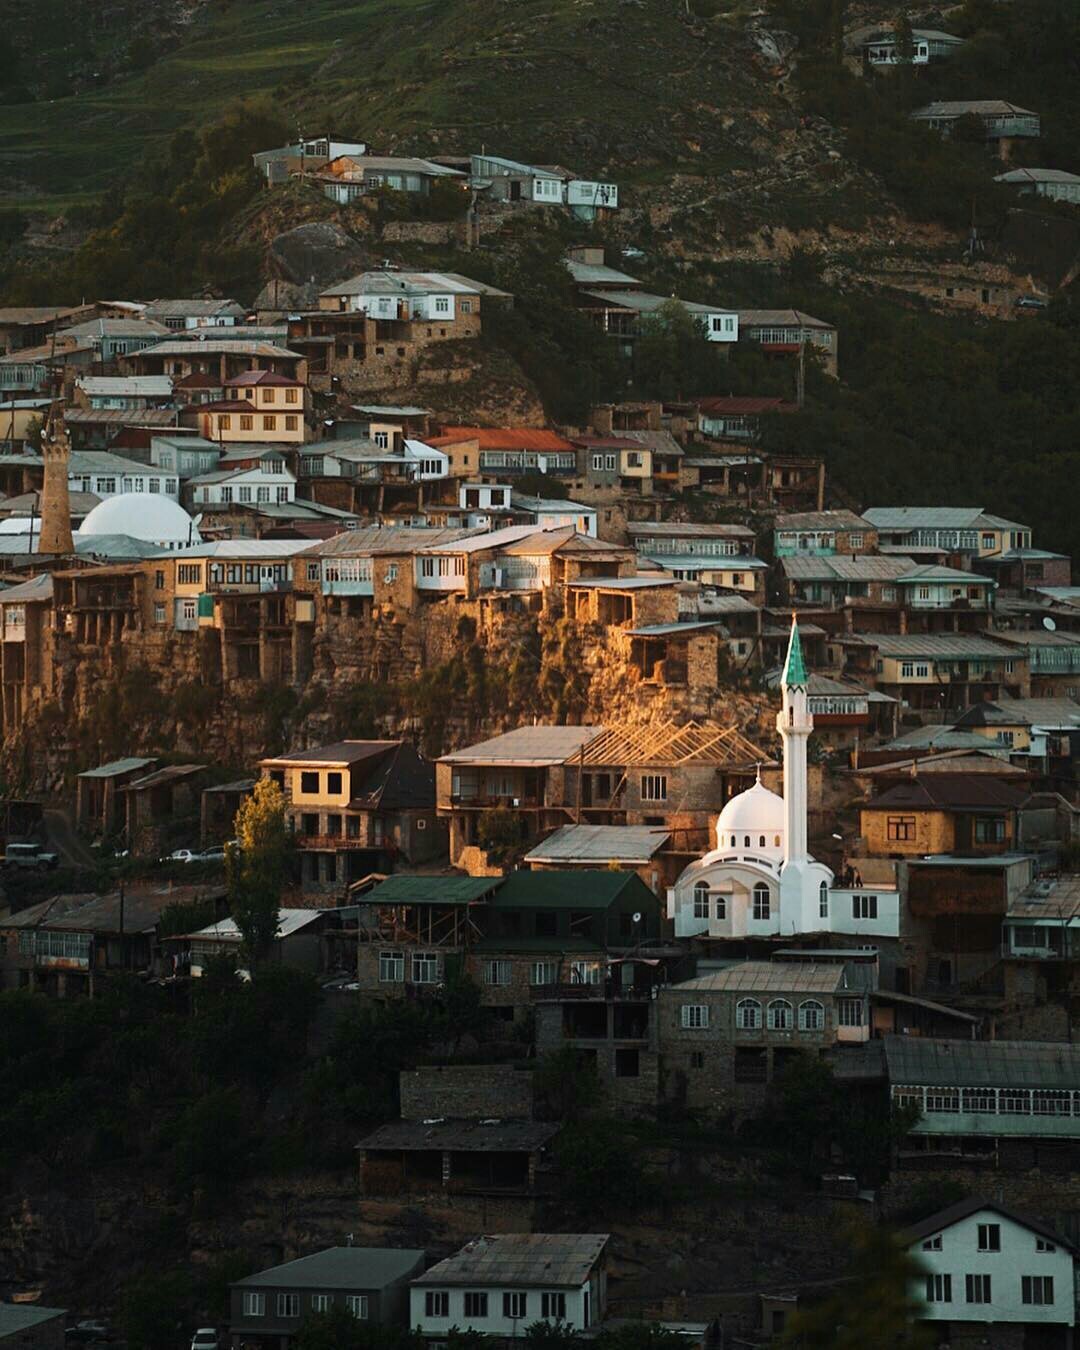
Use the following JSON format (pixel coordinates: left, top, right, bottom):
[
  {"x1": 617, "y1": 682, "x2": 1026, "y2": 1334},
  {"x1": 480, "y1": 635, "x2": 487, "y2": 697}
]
[
  {"x1": 693, "y1": 880, "x2": 710, "y2": 920},
  {"x1": 759, "y1": 835, "x2": 766, "y2": 847},
  {"x1": 768, "y1": 998, "x2": 793, "y2": 1031},
  {"x1": 774, "y1": 834, "x2": 781, "y2": 847},
  {"x1": 819, "y1": 881, "x2": 829, "y2": 920},
  {"x1": 799, "y1": 1000, "x2": 825, "y2": 1031},
  {"x1": 736, "y1": 998, "x2": 761, "y2": 1030},
  {"x1": 744, "y1": 835, "x2": 751, "y2": 848},
  {"x1": 730, "y1": 834, "x2": 737, "y2": 847},
  {"x1": 752, "y1": 882, "x2": 771, "y2": 922}
]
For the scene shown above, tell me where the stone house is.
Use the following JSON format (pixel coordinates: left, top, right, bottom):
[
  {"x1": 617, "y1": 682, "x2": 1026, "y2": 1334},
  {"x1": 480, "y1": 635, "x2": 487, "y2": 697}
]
[
  {"x1": 229, "y1": 1248, "x2": 425, "y2": 1350},
  {"x1": 977, "y1": 547, "x2": 1073, "y2": 592},
  {"x1": 261, "y1": 739, "x2": 444, "y2": 892},
  {"x1": 122, "y1": 339, "x2": 307, "y2": 384},
  {"x1": 76, "y1": 756, "x2": 158, "y2": 839},
  {"x1": 859, "y1": 775, "x2": 1029, "y2": 859},
  {"x1": 123, "y1": 763, "x2": 207, "y2": 856},
  {"x1": 859, "y1": 632, "x2": 1030, "y2": 709},
  {"x1": 773, "y1": 510, "x2": 875, "y2": 558},
  {"x1": 0, "y1": 572, "x2": 54, "y2": 739}
]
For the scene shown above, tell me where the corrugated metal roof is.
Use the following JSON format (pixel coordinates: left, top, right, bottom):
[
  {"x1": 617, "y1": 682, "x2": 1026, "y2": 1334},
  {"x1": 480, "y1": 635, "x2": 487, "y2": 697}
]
[
  {"x1": 491, "y1": 870, "x2": 646, "y2": 911},
  {"x1": 913, "y1": 100, "x2": 1037, "y2": 118},
  {"x1": 628, "y1": 522, "x2": 755, "y2": 539},
  {"x1": 868, "y1": 633, "x2": 1016, "y2": 659},
  {"x1": 774, "y1": 510, "x2": 869, "y2": 530},
  {"x1": 670, "y1": 962, "x2": 848, "y2": 994},
  {"x1": 896, "y1": 564, "x2": 994, "y2": 585},
  {"x1": 566, "y1": 575, "x2": 679, "y2": 590},
  {"x1": 187, "y1": 909, "x2": 324, "y2": 941},
  {"x1": 0, "y1": 1307, "x2": 68, "y2": 1336},
  {"x1": 524, "y1": 824, "x2": 671, "y2": 864},
  {"x1": 78, "y1": 376, "x2": 174, "y2": 396},
  {"x1": 997, "y1": 167, "x2": 1080, "y2": 186},
  {"x1": 234, "y1": 1247, "x2": 424, "y2": 1291},
  {"x1": 413, "y1": 1234, "x2": 609, "y2": 1288},
  {"x1": 582, "y1": 289, "x2": 731, "y2": 318},
  {"x1": 884, "y1": 1034, "x2": 1080, "y2": 1088},
  {"x1": 77, "y1": 756, "x2": 157, "y2": 780},
  {"x1": 435, "y1": 427, "x2": 574, "y2": 452},
  {"x1": 737, "y1": 309, "x2": 833, "y2": 330},
  {"x1": 361, "y1": 875, "x2": 501, "y2": 906},
  {"x1": 0, "y1": 573, "x2": 53, "y2": 603},
  {"x1": 862, "y1": 506, "x2": 983, "y2": 529},
  {"x1": 441, "y1": 725, "x2": 603, "y2": 766},
  {"x1": 781, "y1": 555, "x2": 916, "y2": 581}
]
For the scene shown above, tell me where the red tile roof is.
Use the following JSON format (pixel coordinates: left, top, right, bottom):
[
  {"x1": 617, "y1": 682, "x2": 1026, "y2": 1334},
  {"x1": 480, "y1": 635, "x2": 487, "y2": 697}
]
[{"x1": 435, "y1": 426, "x2": 575, "y2": 452}]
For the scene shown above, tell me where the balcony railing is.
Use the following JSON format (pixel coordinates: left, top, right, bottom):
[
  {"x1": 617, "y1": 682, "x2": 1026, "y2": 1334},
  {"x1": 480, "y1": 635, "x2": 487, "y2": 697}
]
[{"x1": 296, "y1": 833, "x2": 394, "y2": 852}]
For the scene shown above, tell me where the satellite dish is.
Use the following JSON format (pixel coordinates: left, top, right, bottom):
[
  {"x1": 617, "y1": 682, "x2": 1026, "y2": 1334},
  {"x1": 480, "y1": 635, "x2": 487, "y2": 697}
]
[
  {"x1": 1044, "y1": 616, "x2": 1057, "y2": 631},
  {"x1": 632, "y1": 912, "x2": 642, "y2": 924}
]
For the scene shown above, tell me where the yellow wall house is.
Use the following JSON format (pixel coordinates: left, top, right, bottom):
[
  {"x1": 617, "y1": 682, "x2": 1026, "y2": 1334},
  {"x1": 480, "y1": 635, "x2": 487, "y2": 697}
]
[{"x1": 859, "y1": 774, "x2": 1026, "y2": 858}]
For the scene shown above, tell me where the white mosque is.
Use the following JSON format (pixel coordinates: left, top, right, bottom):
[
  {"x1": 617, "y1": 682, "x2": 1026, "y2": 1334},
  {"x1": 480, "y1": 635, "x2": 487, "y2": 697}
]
[{"x1": 669, "y1": 619, "x2": 895, "y2": 941}]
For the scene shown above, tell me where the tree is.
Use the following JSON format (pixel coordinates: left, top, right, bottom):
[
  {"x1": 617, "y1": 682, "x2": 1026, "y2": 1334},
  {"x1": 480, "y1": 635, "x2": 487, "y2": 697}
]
[
  {"x1": 632, "y1": 300, "x2": 714, "y2": 400},
  {"x1": 120, "y1": 1270, "x2": 194, "y2": 1350},
  {"x1": 533, "y1": 1046, "x2": 599, "y2": 1121},
  {"x1": 778, "y1": 1222, "x2": 933, "y2": 1348},
  {"x1": 227, "y1": 777, "x2": 287, "y2": 968},
  {"x1": 553, "y1": 1120, "x2": 653, "y2": 1214}
]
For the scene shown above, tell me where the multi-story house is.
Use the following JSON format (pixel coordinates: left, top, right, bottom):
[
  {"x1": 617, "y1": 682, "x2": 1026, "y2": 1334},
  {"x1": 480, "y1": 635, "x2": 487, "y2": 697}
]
[
  {"x1": 910, "y1": 100, "x2": 1041, "y2": 148},
  {"x1": 695, "y1": 395, "x2": 799, "y2": 441},
  {"x1": 143, "y1": 298, "x2": 246, "y2": 330},
  {"x1": 123, "y1": 339, "x2": 306, "y2": 384},
  {"x1": 627, "y1": 522, "x2": 759, "y2": 583},
  {"x1": 315, "y1": 153, "x2": 465, "y2": 204},
  {"x1": 984, "y1": 630, "x2": 1080, "y2": 698},
  {"x1": 187, "y1": 461, "x2": 298, "y2": 511},
  {"x1": 736, "y1": 309, "x2": 838, "y2": 377},
  {"x1": 261, "y1": 740, "x2": 444, "y2": 891},
  {"x1": 67, "y1": 449, "x2": 179, "y2": 501},
  {"x1": 856, "y1": 632, "x2": 1028, "y2": 709},
  {"x1": 773, "y1": 510, "x2": 875, "y2": 557},
  {"x1": 473, "y1": 155, "x2": 619, "y2": 218},
  {"x1": 409, "y1": 1234, "x2": 609, "y2": 1340},
  {"x1": 977, "y1": 546, "x2": 1073, "y2": 592},
  {"x1": 74, "y1": 375, "x2": 174, "y2": 411},
  {"x1": 859, "y1": 27, "x2": 964, "y2": 66},
  {"x1": 862, "y1": 507, "x2": 1032, "y2": 560},
  {"x1": 437, "y1": 426, "x2": 578, "y2": 480},
  {"x1": 859, "y1": 775, "x2": 1028, "y2": 859},
  {"x1": 253, "y1": 134, "x2": 368, "y2": 185},
  {"x1": 902, "y1": 1199, "x2": 1076, "y2": 1343},
  {"x1": 229, "y1": 1248, "x2": 424, "y2": 1350},
  {"x1": 952, "y1": 698, "x2": 1080, "y2": 775}
]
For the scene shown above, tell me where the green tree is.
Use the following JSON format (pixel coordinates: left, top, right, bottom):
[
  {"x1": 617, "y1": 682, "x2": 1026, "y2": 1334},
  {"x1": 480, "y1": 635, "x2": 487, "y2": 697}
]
[
  {"x1": 554, "y1": 1120, "x2": 653, "y2": 1214},
  {"x1": 534, "y1": 1046, "x2": 599, "y2": 1121},
  {"x1": 120, "y1": 1270, "x2": 194, "y2": 1350},
  {"x1": 632, "y1": 299, "x2": 714, "y2": 399},
  {"x1": 228, "y1": 777, "x2": 287, "y2": 967}
]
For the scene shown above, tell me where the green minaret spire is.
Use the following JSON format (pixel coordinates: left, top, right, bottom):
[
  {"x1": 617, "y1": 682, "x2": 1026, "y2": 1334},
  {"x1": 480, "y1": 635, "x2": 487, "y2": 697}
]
[{"x1": 782, "y1": 614, "x2": 808, "y2": 688}]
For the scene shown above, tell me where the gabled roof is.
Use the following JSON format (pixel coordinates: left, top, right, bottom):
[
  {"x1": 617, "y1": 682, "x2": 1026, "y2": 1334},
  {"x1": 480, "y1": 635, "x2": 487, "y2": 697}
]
[
  {"x1": 737, "y1": 308, "x2": 833, "y2": 330},
  {"x1": 628, "y1": 522, "x2": 755, "y2": 539},
  {"x1": 912, "y1": 100, "x2": 1038, "y2": 118},
  {"x1": 233, "y1": 1247, "x2": 425, "y2": 1291},
  {"x1": 524, "y1": 824, "x2": 671, "y2": 865},
  {"x1": 490, "y1": 870, "x2": 652, "y2": 911},
  {"x1": 0, "y1": 572, "x2": 53, "y2": 603},
  {"x1": 775, "y1": 510, "x2": 869, "y2": 531},
  {"x1": 673, "y1": 962, "x2": 851, "y2": 993},
  {"x1": 899, "y1": 1197, "x2": 1073, "y2": 1253},
  {"x1": 361, "y1": 875, "x2": 501, "y2": 906},
  {"x1": 954, "y1": 698, "x2": 1080, "y2": 730},
  {"x1": 696, "y1": 396, "x2": 799, "y2": 415},
  {"x1": 441, "y1": 725, "x2": 603, "y2": 767},
  {"x1": 435, "y1": 427, "x2": 575, "y2": 453},
  {"x1": 996, "y1": 167, "x2": 1080, "y2": 186},
  {"x1": 225, "y1": 371, "x2": 304, "y2": 388},
  {"x1": 577, "y1": 719, "x2": 768, "y2": 768},
  {"x1": 263, "y1": 739, "x2": 399, "y2": 767},
  {"x1": 862, "y1": 774, "x2": 1027, "y2": 812},
  {"x1": 895, "y1": 564, "x2": 994, "y2": 585},
  {"x1": 884, "y1": 1033, "x2": 1080, "y2": 1089},
  {"x1": 412, "y1": 1234, "x2": 608, "y2": 1288}
]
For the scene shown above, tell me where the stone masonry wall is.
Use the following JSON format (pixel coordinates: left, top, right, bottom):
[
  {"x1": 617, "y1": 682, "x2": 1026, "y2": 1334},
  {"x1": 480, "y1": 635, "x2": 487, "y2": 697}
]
[{"x1": 399, "y1": 1065, "x2": 533, "y2": 1120}]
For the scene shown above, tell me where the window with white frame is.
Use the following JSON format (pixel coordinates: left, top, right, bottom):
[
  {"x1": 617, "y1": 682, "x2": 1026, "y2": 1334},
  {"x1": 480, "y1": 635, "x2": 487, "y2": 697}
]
[
  {"x1": 503, "y1": 1293, "x2": 528, "y2": 1320},
  {"x1": 693, "y1": 881, "x2": 710, "y2": 919},
  {"x1": 798, "y1": 1000, "x2": 824, "y2": 1031},
  {"x1": 277, "y1": 1294, "x2": 299, "y2": 1317},
  {"x1": 767, "y1": 999, "x2": 793, "y2": 1031},
  {"x1": 411, "y1": 952, "x2": 439, "y2": 984},
  {"x1": 311, "y1": 1295, "x2": 332, "y2": 1312},
  {"x1": 425, "y1": 1291, "x2": 449, "y2": 1318},
  {"x1": 530, "y1": 960, "x2": 557, "y2": 986},
  {"x1": 977, "y1": 1223, "x2": 1000, "y2": 1252},
  {"x1": 752, "y1": 882, "x2": 770, "y2": 921},
  {"x1": 640, "y1": 774, "x2": 667, "y2": 802},
  {"x1": 922, "y1": 1235, "x2": 942, "y2": 1251},
  {"x1": 242, "y1": 1293, "x2": 265, "y2": 1317},
  {"x1": 379, "y1": 950, "x2": 404, "y2": 982},
  {"x1": 484, "y1": 959, "x2": 512, "y2": 986},
  {"x1": 345, "y1": 1296, "x2": 368, "y2": 1319},
  {"x1": 1037, "y1": 1239, "x2": 1057, "y2": 1253},
  {"x1": 819, "y1": 881, "x2": 829, "y2": 919},
  {"x1": 736, "y1": 998, "x2": 761, "y2": 1030},
  {"x1": 852, "y1": 895, "x2": 878, "y2": 920},
  {"x1": 681, "y1": 1004, "x2": 708, "y2": 1029},
  {"x1": 837, "y1": 997, "x2": 863, "y2": 1027},
  {"x1": 541, "y1": 1293, "x2": 567, "y2": 1320},
  {"x1": 463, "y1": 1292, "x2": 488, "y2": 1319},
  {"x1": 925, "y1": 1088, "x2": 960, "y2": 1112}
]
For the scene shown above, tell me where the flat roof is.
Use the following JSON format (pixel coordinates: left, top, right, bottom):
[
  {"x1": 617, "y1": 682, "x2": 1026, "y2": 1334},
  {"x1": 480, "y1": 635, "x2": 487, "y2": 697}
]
[{"x1": 670, "y1": 961, "x2": 848, "y2": 994}]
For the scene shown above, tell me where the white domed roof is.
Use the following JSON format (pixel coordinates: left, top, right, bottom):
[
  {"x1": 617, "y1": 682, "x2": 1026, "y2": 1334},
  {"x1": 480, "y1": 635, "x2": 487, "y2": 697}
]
[
  {"x1": 717, "y1": 779, "x2": 786, "y2": 838},
  {"x1": 77, "y1": 493, "x2": 200, "y2": 546}
]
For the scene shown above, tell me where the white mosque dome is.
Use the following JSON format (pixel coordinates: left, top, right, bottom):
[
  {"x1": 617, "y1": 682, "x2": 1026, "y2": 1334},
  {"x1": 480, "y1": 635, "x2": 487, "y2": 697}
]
[
  {"x1": 77, "y1": 493, "x2": 201, "y2": 549},
  {"x1": 716, "y1": 778, "x2": 786, "y2": 851}
]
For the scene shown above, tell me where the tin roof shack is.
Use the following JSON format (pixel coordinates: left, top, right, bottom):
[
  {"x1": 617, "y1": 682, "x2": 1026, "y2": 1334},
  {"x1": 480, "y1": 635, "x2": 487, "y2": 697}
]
[
  {"x1": 76, "y1": 756, "x2": 158, "y2": 841},
  {"x1": 122, "y1": 764, "x2": 208, "y2": 858},
  {"x1": 229, "y1": 1247, "x2": 424, "y2": 1350},
  {"x1": 1, "y1": 883, "x2": 225, "y2": 996},
  {"x1": 859, "y1": 775, "x2": 1029, "y2": 860},
  {"x1": 200, "y1": 778, "x2": 254, "y2": 847},
  {"x1": 410, "y1": 1233, "x2": 609, "y2": 1339},
  {"x1": 886, "y1": 1035, "x2": 1080, "y2": 1170},
  {"x1": 261, "y1": 740, "x2": 443, "y2": 895},
  {"x1": 658, "y1": 961, "x2": 872, "y2": 1122},
  {"x1": 901, "y1": 1198, "x2": 1077, "y2": 1341},
  {"x1": 0, "y1": 1305, "x2": 67, "y2": 1350},
  {"x1": 899, "y1": 853, "x2": 1037, "y2": 1000},
  {"x1": 183, "y1": 909, "x2": 328, "y2": 978}
]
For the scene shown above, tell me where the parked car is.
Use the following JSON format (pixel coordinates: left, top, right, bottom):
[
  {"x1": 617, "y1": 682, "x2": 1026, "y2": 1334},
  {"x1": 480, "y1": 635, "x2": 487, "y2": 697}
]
[
  {"x1": 190, "y1": 1330, "x2": 220, "y2": 1350},
  {"x1": 197, "y1": 846, "x2": 227, "y2": 864},
  {"x1": 65, "y1": 1321, "x2": 112, "y2": 1344},
  {"x1": 3, "y1": 841, "x2": 59, "y2": 870},
  {"x1": 168, "y1": 848, "x2": 200, "y2": 863}
]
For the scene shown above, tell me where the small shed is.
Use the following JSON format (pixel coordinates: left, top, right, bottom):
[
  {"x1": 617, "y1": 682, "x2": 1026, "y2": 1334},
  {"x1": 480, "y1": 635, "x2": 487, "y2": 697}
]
[
  {"x1": 200, "y1": 778, "x2": 254, "y2": 846},
  {"x1": 76, "y1": 756, "x2": 158, "y2": 839},
  {"x1": 357, "y1": 1118, "x2": 559, "y2": 1198}
]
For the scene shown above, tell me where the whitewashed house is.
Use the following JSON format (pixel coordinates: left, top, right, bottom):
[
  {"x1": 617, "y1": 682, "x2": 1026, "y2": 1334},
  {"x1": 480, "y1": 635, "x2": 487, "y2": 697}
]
[
  {"x1": 68, "y1": 450, "x2": 178, "y2": 501},
  {"x1": 403, "y1": 438, "x2": 449, "y2": 481},
  {"x1": 902, "y1": 1198, "x2": 1076, "y2": 1337},
  {"x1": 187, "y1": 464, "x2": 297, "y2": 508},
  {"x1": 995, "y1": 167, "x2": 1080, "y2": 204},
  {"x1": 470, "y1": 153, "x2": 619, "y2": 219},
  {"x1": 410, "y1": 1234, "x2": 609, "y2": 1340},
  {"x1": 511, "y1": 493, "x2": 597, "y2": 537}
]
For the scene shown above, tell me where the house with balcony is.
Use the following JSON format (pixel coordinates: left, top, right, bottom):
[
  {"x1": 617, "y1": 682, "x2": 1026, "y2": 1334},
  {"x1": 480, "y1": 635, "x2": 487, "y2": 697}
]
[
  {"x1": 902, "y1": 1198, "x2": 1076, "y2": 1344},
  {"x1": 911, "y1": 100, "x2": 1041, "y2": 151},
  {"x1": 261, "y1": 740, "x2": 444, "y2": 892},
  {"x1": 952, "y1": 698, "x2": 1080, "y2": 777},
  {"x1": 1003, "y1": 873, "x2": 1080, "y2": 970},
  {"x1": 659, "y1": 961, "x2": 872, "y2": 1120},
  {"x1": 187, "y1": 461, "x2": 298, "y2": 511},
  {"x1": 862, "y1": 507, "x2": 1033, "y2": 560},
  {"x1": 410, "y1": 1234, "x2": 609, "y2": 1340},
  {"x1": 778, "y1": 554, "x2": 915, "y2": 615},
  {"x1": 858, "y1": 27, "x2": 964, "y2": 66},
  {"x1": 579, "y1": 287, "x2": 738, "y2": 355},
  {"x1": 144, "y1": 298, "x2": 246, "y2": 330},
  {"x1": 475, "y1": 156, "x2": 619, "y2": 218},
  {"x1": 229, "y1": 1247, "x2": 424, "y2": 1350},
  {"x1": 627, "y1": 522, "x2": 759, "y2": 583},
  {"x1": 995, "y1": 166, "x2": 1080, "y2": 204},
  {"x1": 886, "y1": 1035, "x2": 1080, "y2": 1169},
  {"x1": 736, "y1": 310, "x2": 838, "y2": 377},
  {"x1": 983, "y1": 630, "x2": 1080, "y2": 698},
  {"x1": 859, "y1": 775, "x2": 1028, "y2": 859},
  {"x1": 860, "y1": 632, "x2": 1027, "y2": 709},
  {"x1": 436, "y1": 426, "x2": 578, "y2": 479},
  {"x1": 695, "y1": 395, "x2": 799, "y2": 441},
  {"x1": 124, "y1": 339, "x2": 306, "y2": 384},
  {"x1": 315, "y1": 153, "x2": 464, "y2": 204},
  {"x1": 893, "y1": 564, "x2": 996, "y2": 621},
  {"x1": 773, "y1": 510, "x2": 875, "y2": 557}
]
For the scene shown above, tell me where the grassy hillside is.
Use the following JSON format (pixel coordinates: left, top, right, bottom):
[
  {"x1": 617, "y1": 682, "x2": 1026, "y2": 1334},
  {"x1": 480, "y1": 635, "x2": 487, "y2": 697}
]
[{"x1": 0, "y1": 0, "x2": 769, "y2": 210}]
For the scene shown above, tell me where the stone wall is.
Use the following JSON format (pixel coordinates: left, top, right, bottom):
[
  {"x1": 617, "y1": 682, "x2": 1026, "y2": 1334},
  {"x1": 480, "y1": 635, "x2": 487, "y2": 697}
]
[{"x1": 399, "y1": 1064, "x2": 533, "y2": 1120}]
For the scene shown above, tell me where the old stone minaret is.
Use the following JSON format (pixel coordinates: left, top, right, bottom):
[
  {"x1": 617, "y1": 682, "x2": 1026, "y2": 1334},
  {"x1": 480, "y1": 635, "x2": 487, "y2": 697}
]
[
  {"x1": 777, "y1": 614, "x2": 812, "y2": 869},
  {"x1": 38, "y1": 399, "x2": 74, "y2": 555}
]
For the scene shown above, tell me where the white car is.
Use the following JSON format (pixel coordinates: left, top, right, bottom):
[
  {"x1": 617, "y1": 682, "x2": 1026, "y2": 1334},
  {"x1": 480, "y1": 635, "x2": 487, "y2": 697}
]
[
  {"x1": 168, "y1": 848, "x2": 199, "y2": 864},
  {"x1": 190, "y1": 1331, "x2": 220, "y2": 1350}
]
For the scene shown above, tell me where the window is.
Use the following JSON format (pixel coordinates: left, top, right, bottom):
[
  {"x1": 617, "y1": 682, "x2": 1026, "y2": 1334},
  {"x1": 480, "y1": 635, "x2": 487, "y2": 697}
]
[
  {"x1": 153, "y1": 602, "x2": 166, "y2": 624},
  {"x1": 1037, "y1": 1239, "x2": 1057, "y2": 1253},
  {"x1": 569, "y1": 960, "x2": 601, "y2": 985},
  {"x1": 887, "y1": 816, "x2": 915, "y2": 842},
  {"x1": 484, "y1": 959, "x2": 511, "y2": 986},
  {"x1": 345, "y1": 1296, "x2": 368, "y2": 1319},
  {"x1": 286, "y1": 387, "x2": 299, "y2": 404},
  {"x1": 681, "y1": 1004, "x2": 708, "y2": 1029},
  {"x1": 965, "y1": 1274, "x2": 991, "y2": 1305},
  {"x1": 218, "y1": 415, "x2": 231, "y2": 431},
  {"x1": 819, "y1": 881, "x2": 829, "y2": 919},
  {"x1": 1022, "y1": 1276, "x2": 1054, "y2": 1306},
  {"x1": 977, "y1": 1223, "x2": 1001, "y2": 1253},
  {"x1": 693, "y1": 881, "x2": 710, "y2": 919},
  {"x1": 690, "y1": 1051, "x2": 705, "y2": 1069},
  {"x1": 311, "y1": 1295, "x2": 332, "y2": 1312},
  {"x1": 975, "y1": 818, "x2": 1006, "y2": 844},
  {"x1": 849, "y1": 533, "x2": 863, "y2": 549},
  {"x1": 412, "y1": 953, "x2": 439, "y2": 984},
  {"x1": 463, "y1": 1293, "x2": 488, "y2": 1319},
  {"x1": 300, "y1": 771, "x2": 319, "y2": 794},
  {"x1": 155, "y1": 569, "x2": 165, "y2": 590},
  {"x1": 541, "y1": 1293, "x2": 566, "y2": 1321},
  {"x1": 925, "y1": 1274, "x2": 951, "y2": 1304},
  {"x1": 263, "y1": 415, "x2": 276, "y2": 430},
  {"x1": 530, "y1": 960, "x2": 557, "y2": 986},
  {"x1": 503, "y1": 1293, "x2": 528, "y2": 1320},
  {"x1": 852, "y1": 895, "x2": 878, "y2": 920},
  {"x1": 461, "y1": 299, "x2": 472, "y2": 314},
  {"x1": 752, "y1": 882, "x2": 770, "y2": 921},
  {"x1": 922, "y1": 1235, "x2": 942, "y2": 1251},
  {"x1": 767, "y1": 999, "x2": 793, "y2": 1031},
  {"x1": 798, "y1": 1000, "x2": 824, "y2": 1031},
  {"x1": 379, "y1": 951, "x2": 404, "y2": 983},
  {"x1": 434, "y1": 297, "x2": 450, "y2": 314},
  {"x1": 239, "y1": 486, "x2": 252, "y2": 503},
  {"x1": 591, "y1": 453, "x2": 603, "y2": 471},
  {"x1": 736, "y1": 998, "x2": 761, "y2": 1030},
  {"x1": 277, "y1": 1294, "x2": 300, "y2": 1318},
  {"x1": 222, "y1": 486, "x2": 233, "y2": 504},
  {"x1": 715, "y1": 893, "x2": 726, "y2": 920},
  {"x1": 242, "y1": 1293, "x2": 265, "y2": 1317},
  {"x1": 425, "y1": 1292, "x2": 449, "y2": 1318},
  {"x1": 640, "y1": 774, "x2": 667, "y2": 802},
  {"x1": 837, "y1": 998, "x2": 863, "y2": 1027},
  {"x1": 286, "y1": 416, "x2": 298, "y2": 431},
  {"x1": 241, "y1": 415, "x2": 254, "y2": 431}
]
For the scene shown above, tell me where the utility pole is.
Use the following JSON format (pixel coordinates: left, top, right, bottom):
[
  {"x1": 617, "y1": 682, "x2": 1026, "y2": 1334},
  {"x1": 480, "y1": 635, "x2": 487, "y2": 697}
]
[{"x1": 796, "y1": 339, "x2": 806, "y2": 410}]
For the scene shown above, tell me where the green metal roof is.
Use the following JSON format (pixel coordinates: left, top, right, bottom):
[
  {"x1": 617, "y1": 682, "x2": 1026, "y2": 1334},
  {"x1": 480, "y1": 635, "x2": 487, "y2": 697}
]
[
  {"x1": 782, "y1": 617, "x2": 808, "y2": 687},
  {"x1": 362, "y1": 875, "x2": 500, "y2": 906},
  {"x1": 490, "y1": 871, "x2": 646, "y2": 910}
]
